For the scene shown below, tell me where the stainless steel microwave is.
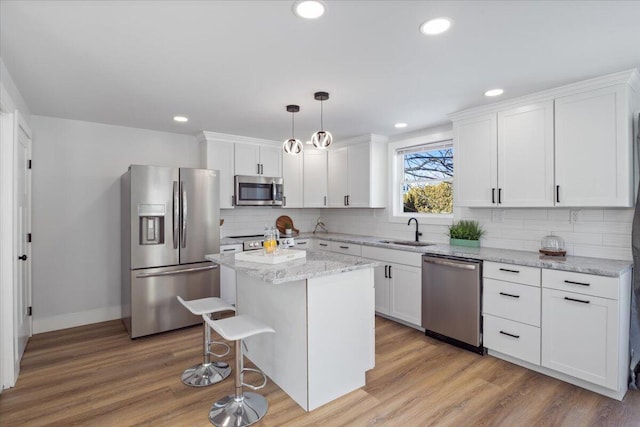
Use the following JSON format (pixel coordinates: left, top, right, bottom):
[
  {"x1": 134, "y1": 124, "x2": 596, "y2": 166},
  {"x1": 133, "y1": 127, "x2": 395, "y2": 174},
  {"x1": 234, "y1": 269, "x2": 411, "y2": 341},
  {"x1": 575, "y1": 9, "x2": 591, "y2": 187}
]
[{"x1": 234, "y1": 175, "x2": 284, "y2": 206}]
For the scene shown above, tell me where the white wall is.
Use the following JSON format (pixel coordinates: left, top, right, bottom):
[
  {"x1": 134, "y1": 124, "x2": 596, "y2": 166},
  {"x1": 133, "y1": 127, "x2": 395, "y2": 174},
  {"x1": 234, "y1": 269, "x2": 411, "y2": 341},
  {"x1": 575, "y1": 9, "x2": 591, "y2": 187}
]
[{"x1": 30, "y1": 116, "x2": 200, "y2": 333}]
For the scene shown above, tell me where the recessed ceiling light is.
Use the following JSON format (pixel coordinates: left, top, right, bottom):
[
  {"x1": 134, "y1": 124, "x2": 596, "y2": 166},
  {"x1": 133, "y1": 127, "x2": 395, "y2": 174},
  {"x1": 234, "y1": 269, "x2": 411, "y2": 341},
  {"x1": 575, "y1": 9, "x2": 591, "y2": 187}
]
[
  {"x1": 484, "y1": 89, "x2": 504, "y2": 97},
  {"x1": 173, "y1": 116, "x2": 189, "y2": 123},
  {"x1": 293, "y1": 0, "x2": 325, "y2": 19},
  {"x1": 394, "y1": 123, "x2": 408, "y2": 129},
  {"x1": 420, "y1": 18, "x2": 452, "y2": 35}
]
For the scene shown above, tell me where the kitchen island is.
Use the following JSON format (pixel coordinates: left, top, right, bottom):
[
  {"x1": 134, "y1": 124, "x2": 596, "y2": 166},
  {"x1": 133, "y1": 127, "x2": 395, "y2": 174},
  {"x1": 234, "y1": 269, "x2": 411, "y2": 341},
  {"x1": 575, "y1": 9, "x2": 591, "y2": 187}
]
[{"x1": 205, "y1": 249, "x2": 377, "y2": 411}]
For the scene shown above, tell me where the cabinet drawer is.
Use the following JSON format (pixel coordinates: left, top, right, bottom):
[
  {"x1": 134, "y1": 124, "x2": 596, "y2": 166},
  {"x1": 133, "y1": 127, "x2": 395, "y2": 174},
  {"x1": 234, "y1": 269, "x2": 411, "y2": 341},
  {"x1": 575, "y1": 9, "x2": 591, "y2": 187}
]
[
  {"x1": 220, "y1": 244, "x2": 243, "y2": 254},
  {"x1": 484, "y1": 314, "x2": 541, "y2": 365},
  {"x1": 542, "y1": 269, "x2": 618, "y2": 300},
  {"x1": 315, "y1": 240, "x2": 331, "y2": 251},
  {"x1": 294, "y1": 238, "x2": 311, "y2": 248},
  {"x1": 361, "y1": 246, "x2": 422, "y2": 268},
  {"x1": 484, "y1": 261, "x2": 540, "y2": 286},
  {"x1": 483, "y1": 279, "x2": 541, "y2": 327},
  {"x1": 329, "y1": 241, "x2": 362, "y2": 256}
]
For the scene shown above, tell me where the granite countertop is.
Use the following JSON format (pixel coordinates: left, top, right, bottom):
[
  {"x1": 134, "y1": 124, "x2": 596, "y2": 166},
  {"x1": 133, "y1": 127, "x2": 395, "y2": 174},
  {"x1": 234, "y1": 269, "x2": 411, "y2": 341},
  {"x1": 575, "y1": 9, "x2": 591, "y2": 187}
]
[
  {"x1": 299, "y1": 233, "x2": 633, "y2": 277},
  {"x1": 206, "y1": 250, "x2": 379, "y2": 284}
]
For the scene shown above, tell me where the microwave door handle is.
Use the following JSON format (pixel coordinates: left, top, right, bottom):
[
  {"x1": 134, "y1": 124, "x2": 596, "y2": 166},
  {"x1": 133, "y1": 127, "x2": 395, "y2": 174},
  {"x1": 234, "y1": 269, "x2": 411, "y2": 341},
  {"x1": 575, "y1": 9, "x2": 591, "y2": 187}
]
[
  {"x1": 272, "y1": 181, "x2": 277, "y2": 205},
  {"x1": 172, "y1": 181, "x2": 179, "y2": 249},
  {"x1": 181, "y1": 181, "x2": 187, "y2": 248}
]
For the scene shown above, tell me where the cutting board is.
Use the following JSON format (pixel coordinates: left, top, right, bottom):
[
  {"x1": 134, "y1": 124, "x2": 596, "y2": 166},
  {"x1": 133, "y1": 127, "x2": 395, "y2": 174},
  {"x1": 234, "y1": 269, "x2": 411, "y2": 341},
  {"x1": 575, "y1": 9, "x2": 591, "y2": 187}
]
[{"x1": 276, "y1": 215, "x2": 299, "y2": 235}]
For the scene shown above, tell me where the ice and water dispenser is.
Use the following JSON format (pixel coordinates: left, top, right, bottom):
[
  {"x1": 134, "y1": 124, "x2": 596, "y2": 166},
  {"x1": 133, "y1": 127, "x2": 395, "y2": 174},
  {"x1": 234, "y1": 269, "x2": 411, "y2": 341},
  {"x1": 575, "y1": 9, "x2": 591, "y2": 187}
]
[{"x1": 138, "y1": 204, "x2": 165, "y2": 245}]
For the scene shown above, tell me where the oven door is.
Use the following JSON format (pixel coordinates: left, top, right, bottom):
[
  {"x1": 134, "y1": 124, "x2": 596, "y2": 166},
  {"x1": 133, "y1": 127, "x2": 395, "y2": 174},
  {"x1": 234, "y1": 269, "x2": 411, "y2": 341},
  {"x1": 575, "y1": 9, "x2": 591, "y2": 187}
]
[{"x1": 234, "y1": 175, "x2": 283, "y2": 206}]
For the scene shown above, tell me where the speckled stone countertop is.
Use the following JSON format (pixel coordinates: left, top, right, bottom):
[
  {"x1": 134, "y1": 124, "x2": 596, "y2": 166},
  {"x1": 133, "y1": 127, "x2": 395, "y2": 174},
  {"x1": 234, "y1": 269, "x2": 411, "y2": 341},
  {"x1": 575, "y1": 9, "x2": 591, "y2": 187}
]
[
  {"x1": 205, "y1": 250, "x2": 379, "y2": 284},
  {"x1": 295, "y1": 233, "x2": 633, "y2": 277}
]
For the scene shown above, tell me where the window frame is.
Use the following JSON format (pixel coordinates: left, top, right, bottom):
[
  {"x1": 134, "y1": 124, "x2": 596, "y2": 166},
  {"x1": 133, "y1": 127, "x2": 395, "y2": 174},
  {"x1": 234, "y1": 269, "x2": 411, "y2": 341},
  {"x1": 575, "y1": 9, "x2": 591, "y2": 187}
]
[{"x1": 387, "y1": 130, "x2": 454, "y2": 225}]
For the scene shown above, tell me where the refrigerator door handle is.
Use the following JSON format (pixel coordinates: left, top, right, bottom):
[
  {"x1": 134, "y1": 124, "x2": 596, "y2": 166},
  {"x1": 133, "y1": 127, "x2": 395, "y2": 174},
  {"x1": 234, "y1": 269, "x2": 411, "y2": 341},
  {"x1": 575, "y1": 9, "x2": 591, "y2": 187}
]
[
  {"x1": 135, "y1": 264, "x2": 218, "y2": 278},
  {"x1": 181, "y1": 181, "x2": 187, "y2": 248},
  {"x1": 172, "y1": 181, "x2": 179, "y2": 249}
]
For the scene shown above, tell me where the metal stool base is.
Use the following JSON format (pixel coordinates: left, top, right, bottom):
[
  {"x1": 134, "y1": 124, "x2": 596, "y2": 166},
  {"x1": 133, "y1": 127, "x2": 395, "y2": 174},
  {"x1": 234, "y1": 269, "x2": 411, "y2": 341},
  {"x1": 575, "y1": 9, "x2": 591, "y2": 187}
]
[
  {"x1": 181, "y1": 362, "x2": 231, "y2": 387},
  {"x1": 208, "y1": 392, "x2": 268, "y2": 427}
]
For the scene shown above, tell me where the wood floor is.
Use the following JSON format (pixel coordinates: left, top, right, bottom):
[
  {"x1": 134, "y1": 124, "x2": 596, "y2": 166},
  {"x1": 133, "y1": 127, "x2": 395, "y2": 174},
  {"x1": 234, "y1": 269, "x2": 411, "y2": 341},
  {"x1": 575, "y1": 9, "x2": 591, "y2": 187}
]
[{"x1": 2, "y1": 316, "x2": 640, "y2": 427}]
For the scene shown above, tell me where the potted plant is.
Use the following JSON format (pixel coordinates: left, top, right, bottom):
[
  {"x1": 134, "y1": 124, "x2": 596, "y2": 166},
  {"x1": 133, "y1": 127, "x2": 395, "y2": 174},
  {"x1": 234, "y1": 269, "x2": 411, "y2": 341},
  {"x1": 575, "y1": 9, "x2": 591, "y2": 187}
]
[
  {"x1": 448, "y1": 220, "x2": 484, "y2": 248},
  {"x1": 284, "y1": 221, "x2": 293, "y2": 236}
]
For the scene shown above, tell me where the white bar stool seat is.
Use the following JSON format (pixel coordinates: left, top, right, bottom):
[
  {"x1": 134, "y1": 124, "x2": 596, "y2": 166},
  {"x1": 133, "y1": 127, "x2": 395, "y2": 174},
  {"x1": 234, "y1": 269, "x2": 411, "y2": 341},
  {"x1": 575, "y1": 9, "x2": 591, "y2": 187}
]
[
  {"x1": 203, "y1": 314, "x2": 275, "y2": 427},
  {"x1": 176, "y1": 296, "x2": 235, "y2": 387}
]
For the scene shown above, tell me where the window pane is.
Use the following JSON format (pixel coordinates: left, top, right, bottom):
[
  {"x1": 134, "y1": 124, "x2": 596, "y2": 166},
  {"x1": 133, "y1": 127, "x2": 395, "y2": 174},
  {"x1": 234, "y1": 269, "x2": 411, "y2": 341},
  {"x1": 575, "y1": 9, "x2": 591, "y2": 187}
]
[{"x1": 401, "y1": 145, "x2": 453, "y2": 214}]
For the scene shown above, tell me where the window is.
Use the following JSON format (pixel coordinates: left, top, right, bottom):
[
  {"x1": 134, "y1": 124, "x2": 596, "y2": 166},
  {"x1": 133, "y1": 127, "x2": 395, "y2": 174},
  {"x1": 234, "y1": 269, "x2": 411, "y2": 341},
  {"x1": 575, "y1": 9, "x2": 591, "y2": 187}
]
[{"x1": 398, "y1": 140, "x2": 454, "y2": 214}]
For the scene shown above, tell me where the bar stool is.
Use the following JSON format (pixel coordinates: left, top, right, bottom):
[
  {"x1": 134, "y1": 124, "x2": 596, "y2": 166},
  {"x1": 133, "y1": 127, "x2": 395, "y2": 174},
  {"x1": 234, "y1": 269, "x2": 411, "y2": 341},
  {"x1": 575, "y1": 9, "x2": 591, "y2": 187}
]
[
  {"x1": 202, "y1": 314, "x2": 275, "y2": 427},
  {"x1": 176, "y1": 296, "x2": 236, "y2": 387}
]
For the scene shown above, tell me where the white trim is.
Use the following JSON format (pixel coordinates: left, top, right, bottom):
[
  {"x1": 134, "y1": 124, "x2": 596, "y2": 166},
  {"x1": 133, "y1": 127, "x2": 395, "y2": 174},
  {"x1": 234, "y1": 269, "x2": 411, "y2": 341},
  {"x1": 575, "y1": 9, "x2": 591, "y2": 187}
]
[
  {"x1": 33, "y1": 305, "x2": 122, "y2": 334},
  {"x1": 198, "y1": 130, "x2": 279, "y2": 147},
  {"x1": 387, "y1": 129, "x2": 455, "y2": 225}
]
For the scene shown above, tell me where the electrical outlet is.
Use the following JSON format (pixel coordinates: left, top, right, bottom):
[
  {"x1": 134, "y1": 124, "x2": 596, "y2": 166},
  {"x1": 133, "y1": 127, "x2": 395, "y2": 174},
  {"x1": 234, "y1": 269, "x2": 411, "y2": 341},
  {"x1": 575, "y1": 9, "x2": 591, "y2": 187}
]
[
  {"x1": 492, "y1": 209, "x2": 504, "y2": 223},
  {"x1": 570, "y1": 210, "x2": 579, "y2": 223}
]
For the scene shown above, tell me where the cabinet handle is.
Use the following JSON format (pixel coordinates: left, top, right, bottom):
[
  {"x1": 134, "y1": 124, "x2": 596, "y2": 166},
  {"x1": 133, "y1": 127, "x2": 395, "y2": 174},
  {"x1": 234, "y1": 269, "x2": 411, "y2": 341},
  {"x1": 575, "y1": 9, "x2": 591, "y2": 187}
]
[
  {"x1": 556, "y1": 185, "x2": 560, "y2": 203},
  {"x1": 319, "y1": 243, "x2": 328, "y2": 247},
  {"x1": 564, "y1": 280, "x2": 590, "y2": 287},
  {"x1": 498, "y1": 188, "x2": 502, "y2": 204},
  {"x1": 492, "y1": 188, "x2": 496, "y2": 204},
  {"x1": 388, "y1": 265, "x2": 392, "y2": 279},
  {"x1": 297, "y1": 241, "x2": 307, "y2": 246},
  {"x1": 499, "y1": 292, "x2": 520, "y2": 299},
  {"x1": 564, "y1": 296, "x2": 590, "y2": 304},
  {"x1": 222, "y1": 248, "x2": 236, "y2": 252},
  {"x1": 344, "y1": 195, "x2": 347, "y2": 206},
  {"x1": 499, "y1": 331, "x2": 520, "y2": 339},
  {"x1": 347, "y1": 195, "x2": 350, "y2": 206},
  {"x1": 257, "y1": 164, "x2": 260, "y2": 175},
  {"x1": 261, "y1": 164, "x2": 264, "y2": 175},
  {"x1": 384, "y1": 265, "x2": 388, "y2": 278},
  {"x1": 499, "y1": 268, "x2": 520, "y2": 273},
  {"x1": 339, "y1": 245, "x2": 349, "y2": 249},
  {"x1": 323, "y1": 196, "x2": 327, "y2": 206}
]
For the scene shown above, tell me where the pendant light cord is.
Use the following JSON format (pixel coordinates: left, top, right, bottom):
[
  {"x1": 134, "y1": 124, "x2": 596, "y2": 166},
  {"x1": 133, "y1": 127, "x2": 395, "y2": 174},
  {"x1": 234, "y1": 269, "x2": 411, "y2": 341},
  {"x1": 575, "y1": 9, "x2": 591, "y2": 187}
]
[{"x1": 320, "y1": 100, "x2": 324, "y2": 131}]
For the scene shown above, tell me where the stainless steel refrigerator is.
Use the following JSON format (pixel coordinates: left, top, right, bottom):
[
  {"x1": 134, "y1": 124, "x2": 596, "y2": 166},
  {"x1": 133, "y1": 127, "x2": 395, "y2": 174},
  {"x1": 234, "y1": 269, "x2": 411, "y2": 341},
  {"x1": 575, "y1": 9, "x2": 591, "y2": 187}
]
[{"x1": 121, "y1": 165, "x2": 220, "y2": 338}]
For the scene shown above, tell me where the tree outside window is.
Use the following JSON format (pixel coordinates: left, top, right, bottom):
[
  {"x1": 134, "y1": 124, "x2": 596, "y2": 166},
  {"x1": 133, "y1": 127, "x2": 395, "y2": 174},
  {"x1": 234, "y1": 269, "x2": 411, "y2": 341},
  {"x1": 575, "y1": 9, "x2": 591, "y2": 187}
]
[{"x1": 401, "y1": 143, "x2": 453, "y2": 214}]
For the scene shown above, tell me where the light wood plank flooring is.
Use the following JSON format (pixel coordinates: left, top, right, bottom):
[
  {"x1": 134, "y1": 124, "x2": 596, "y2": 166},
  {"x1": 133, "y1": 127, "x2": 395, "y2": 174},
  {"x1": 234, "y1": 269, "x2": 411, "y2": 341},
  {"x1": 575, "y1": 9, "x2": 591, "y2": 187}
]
[{"x1": 1, "y1": 316, "x2": 640, "y2": 426}]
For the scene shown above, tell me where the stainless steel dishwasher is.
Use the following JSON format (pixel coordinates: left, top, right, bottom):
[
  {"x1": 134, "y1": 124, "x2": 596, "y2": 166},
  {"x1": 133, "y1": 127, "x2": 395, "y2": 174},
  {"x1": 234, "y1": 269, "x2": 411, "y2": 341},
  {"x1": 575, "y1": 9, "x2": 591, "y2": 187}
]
[{"x1": 422, "y1": 254, "x2": 484, "y2": 354}]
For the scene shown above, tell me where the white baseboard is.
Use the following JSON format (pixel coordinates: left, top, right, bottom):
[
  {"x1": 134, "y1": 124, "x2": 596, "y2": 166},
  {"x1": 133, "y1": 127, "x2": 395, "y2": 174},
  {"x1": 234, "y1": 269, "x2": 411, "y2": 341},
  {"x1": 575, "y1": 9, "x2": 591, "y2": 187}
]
[{"x1": 33, "y1": 305, "x2": 121, "y2": 334}]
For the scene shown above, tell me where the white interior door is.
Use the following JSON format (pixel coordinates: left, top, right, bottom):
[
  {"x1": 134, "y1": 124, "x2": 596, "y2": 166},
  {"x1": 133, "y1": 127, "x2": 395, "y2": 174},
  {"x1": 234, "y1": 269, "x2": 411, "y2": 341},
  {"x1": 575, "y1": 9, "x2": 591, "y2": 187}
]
[{"x1": 15, "y1": 115, "x2": 32, "y2": 363}]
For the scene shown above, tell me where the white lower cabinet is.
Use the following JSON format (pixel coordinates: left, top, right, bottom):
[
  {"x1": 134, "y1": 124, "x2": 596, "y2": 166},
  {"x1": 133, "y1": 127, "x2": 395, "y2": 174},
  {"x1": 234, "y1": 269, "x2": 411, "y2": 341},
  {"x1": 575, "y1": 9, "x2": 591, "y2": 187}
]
[
  {"x1": 219, "y1": 244, "x2": 242, "y2": 305},
  {"x1": 362, "y1": 246, "x2": 422, "y2": 328},
  {"x1": 484, "y1": 314, "x2": 541, "y2": 365}
]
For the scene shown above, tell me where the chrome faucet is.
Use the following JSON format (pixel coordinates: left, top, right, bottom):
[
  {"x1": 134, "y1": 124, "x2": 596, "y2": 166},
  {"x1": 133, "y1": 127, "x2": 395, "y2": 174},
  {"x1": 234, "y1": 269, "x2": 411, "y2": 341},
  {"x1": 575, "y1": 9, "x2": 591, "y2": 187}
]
[
  {"x1": 408, "y1": 217, "x2": 422, "y2": 242},
  {"x1": 313, "y1": 217, "x2": 328, "y2": 234}
]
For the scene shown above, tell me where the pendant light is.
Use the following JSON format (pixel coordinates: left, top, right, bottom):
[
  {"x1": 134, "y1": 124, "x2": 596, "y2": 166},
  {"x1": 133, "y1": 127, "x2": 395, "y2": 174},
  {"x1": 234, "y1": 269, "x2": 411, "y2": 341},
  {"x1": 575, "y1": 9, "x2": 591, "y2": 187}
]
[
  {"x1": 283, "y1": 105, "x2": 303, "y2": 155},
  {"x1": 311, "y1": 91, "x2": 333, "y2": 149}
]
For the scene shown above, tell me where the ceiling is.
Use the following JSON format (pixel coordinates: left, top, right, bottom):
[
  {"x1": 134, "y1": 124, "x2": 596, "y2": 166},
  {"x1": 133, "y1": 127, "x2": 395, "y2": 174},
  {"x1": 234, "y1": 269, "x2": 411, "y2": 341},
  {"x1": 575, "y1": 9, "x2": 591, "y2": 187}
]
[{"x1": 2, "y1": 1, "x2": 640, "y2": 142}]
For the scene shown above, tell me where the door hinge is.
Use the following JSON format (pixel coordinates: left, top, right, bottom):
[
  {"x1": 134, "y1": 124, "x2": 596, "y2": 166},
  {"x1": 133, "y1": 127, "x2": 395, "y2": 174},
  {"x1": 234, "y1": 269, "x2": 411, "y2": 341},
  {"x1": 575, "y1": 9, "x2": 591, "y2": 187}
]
[
  {"x1": 28, "y1": 159, "x2": 32, "y2": 169},
  {"x1": 28, "y1": 306, "x2": 32, "y2": 316},
  {"x1": 27, "y1": 233, "x2": 32, "y2": 243}
]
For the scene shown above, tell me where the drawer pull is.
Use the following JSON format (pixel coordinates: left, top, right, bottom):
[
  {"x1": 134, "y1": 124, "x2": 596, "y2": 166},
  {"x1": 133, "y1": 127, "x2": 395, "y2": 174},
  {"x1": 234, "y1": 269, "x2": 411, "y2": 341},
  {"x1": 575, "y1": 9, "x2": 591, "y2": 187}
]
[
  {"x1": 499, "y1": 331, "x2": 520, "y2": 339},
  {"x1": 564, "y1": 296, "x2": 590, "y2": 304},
  {"x1": 297, "y1": 242, "x2": 307, "y2": 245},
  {"x1": 499, "y1": 292, "x2": 520, "y2": 299},
  {"x1": 564, "y1": 280, "x2": 590, "y2": 287},
  {"x1": 222, "y1": 248, "x2": 236, "y2": 252},
  {"x1": 319, "y1": 243, "x2": 328, "y2": 247},
  {"x1": 499, "y1": 268, "x2": 520, "y2": 273},
  {"x1": 339, "y1": 245, "x2": 349, "y2": 249}
]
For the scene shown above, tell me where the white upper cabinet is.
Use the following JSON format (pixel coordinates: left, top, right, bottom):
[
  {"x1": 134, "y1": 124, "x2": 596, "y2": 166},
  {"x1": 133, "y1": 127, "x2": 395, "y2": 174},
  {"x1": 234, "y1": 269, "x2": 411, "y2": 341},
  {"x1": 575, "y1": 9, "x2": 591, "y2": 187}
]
[
  {"x1": 555, "y1": 85, "x2": 634, "y2": 207},
  {"x1": 198, "y1": 132, "x2": 236, "y2": 209},
  {"x1": 234, "y1": 143, "x2": 282, "y2": 177},
  {"x1": 303, "y1": 149, "x2": 328, "y2": 208},
  {"x1": 498, "y1": 101, "x2": 555, "y2": 207},
  {"x1": 454, "y1": 114, "x2": 497, "y2": 207},
  {"x1": 282, "y1": 152, "x2": 304, "y2": 208},
  {"x1": 327, "y1": 136, "x2": 387, "y2": 208},
  {"x1": 451, "y1": 69, "x2": 639, "y2": 208}
]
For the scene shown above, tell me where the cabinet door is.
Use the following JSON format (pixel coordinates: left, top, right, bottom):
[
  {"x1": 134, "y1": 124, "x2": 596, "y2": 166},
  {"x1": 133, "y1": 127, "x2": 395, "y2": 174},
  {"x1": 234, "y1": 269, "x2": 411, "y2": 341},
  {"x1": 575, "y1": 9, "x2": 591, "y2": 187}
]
[
  {"x1": 454, "y1": 114, "x2": 498, "y2": 207},
  {"x1": 555, "y1": 85, "x2": 632, "y2": 207},
  {"x1": 303, "y1": 149, "x2": 328, "y2": 207},
  {"x1": 259, "y1": 145, "x2": 282, "y2": 177},
  {"x1": 389, "y1": 263, "x2": 422, "y2": 326},
  {"x1": 220, "y1": 265, "x2": 236, "y2": 306},
  {"x1": 347, "y1": 142, "x2": 371, "y2": 207},
  {"x1": 282, "y1": 152, "x2": 303, "y2": 207},
  {"x1": 371, "y1": 262, "x2": 390, "y2": 315},
  {"x1": 327, "y1": 147, "x2": 349, "y2": 207},
  {"x1": 234, "y1": 144, "x2": 261, "y2": 176},
  {"x1": 541, "y1": 288, "x2": 618, "y2": 389},
  {"x1": 204, "y1": 140, "x2": 235, "y2": 209},
  {"x1": 498, "y1": 101, "x2": 554, "y2": 207}
]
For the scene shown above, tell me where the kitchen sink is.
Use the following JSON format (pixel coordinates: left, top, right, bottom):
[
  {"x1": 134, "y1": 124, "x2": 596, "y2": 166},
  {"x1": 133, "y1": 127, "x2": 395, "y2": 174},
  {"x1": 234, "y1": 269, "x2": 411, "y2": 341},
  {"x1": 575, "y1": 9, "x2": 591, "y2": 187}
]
[{"x1": 378, "y1": 240, "x2": 434, "y2": 247}]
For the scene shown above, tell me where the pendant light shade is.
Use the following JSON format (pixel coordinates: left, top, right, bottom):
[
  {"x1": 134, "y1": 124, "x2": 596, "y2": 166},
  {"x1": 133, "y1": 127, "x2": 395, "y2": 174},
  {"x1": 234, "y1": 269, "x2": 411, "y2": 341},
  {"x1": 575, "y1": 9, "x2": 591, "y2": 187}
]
[
  {"x1": 283, "y1": 105, "x2": 303, "y2": 155},
  {"x1": 311, "y1": 91, "x2": 332, "y2": 149}
]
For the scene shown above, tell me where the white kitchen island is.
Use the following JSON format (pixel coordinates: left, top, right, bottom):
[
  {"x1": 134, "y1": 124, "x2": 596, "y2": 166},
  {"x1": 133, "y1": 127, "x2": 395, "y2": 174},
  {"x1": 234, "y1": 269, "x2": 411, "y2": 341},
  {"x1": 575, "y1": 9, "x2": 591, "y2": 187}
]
[{"x1": 205, "y1": 249, "x2": 377, "y2": 411}]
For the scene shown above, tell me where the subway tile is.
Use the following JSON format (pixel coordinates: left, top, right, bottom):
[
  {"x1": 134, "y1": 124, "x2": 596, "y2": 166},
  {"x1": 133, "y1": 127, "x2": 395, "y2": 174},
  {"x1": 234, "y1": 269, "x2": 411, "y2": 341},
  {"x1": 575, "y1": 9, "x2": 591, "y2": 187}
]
[
  {"x1": 602, "y1": 233, "x2": 631, "y2": 248},
  {"x1": 522, "y1": 220, "x2": 574, "y2": 232},
  {"x1": 573, "y1": 245, "x2": 632, "y2": 261},
  {"x1": 603, "y1": 208, "x2": 635, "y2": 222},
  {"x1": 504, "y1": 209, "x2": 548, "y2": 221},
  {"x1": 482, "y1": 238, "x2": 524, "y2": 250},
  {"x1": 573, "y1": 221, "x2": 632, "y2": 234},
  {"x1": 574, "y1": 209, "x2": 604, "y2": 222},
  {"x1": 548, "y1": 209, "x2": 571, "y2": 222}
]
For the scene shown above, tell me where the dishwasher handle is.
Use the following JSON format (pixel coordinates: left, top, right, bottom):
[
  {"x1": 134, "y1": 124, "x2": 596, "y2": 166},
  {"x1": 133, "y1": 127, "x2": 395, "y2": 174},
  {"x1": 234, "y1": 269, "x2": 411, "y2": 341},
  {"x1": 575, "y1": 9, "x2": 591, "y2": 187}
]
[{"x1": 423, "y1": 257, "x2": 478, "y2": 270}]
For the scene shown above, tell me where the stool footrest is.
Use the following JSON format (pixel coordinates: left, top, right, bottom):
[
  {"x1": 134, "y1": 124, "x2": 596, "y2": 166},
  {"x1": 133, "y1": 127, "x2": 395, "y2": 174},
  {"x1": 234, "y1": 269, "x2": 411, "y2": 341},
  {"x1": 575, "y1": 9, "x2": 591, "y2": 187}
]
[
  {"x1": 208, "y1": 340, "x2": 231, "y2": 358},
  {"x1": 241, "y1": 367, "x2": 268, "y2": 391}
]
